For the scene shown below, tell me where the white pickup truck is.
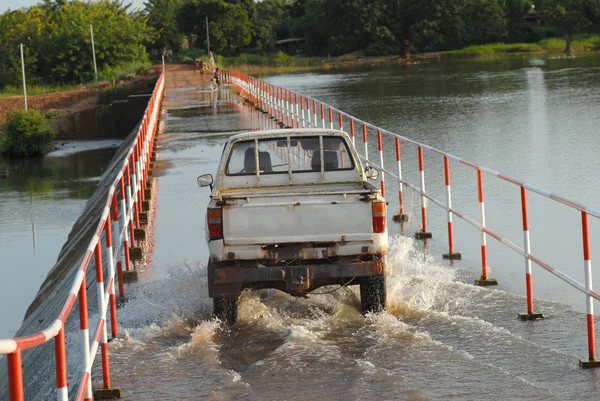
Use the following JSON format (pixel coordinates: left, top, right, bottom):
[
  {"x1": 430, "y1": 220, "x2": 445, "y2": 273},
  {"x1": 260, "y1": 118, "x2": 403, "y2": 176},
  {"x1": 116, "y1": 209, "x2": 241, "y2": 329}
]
[{"x1": 197, "y1": 129, "x2": 387, "y2": 325}]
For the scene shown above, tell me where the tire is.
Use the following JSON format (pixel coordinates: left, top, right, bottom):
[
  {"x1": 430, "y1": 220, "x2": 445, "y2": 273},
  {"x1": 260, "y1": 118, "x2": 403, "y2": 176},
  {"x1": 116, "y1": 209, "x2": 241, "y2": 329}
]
[
  {"x1": 213, "y1": 296, "x2": 238, "y2": 326},
  {"x1": 360, "y1": 275, "x2": 386, "y2": 314}
]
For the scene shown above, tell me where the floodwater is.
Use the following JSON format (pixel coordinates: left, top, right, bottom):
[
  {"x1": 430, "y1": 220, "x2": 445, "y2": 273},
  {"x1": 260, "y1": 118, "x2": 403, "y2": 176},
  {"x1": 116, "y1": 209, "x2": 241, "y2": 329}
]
[
  {"x1": 104, "y1": 58, "x2": 600, "y2": 401},
  {"x1": 0, "y1": 140, "x2": 120, "y2": 338}
]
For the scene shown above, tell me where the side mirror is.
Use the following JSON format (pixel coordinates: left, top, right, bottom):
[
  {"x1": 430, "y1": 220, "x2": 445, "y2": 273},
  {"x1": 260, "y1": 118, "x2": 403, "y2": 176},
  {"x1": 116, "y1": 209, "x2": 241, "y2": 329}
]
[
  {"x1": 364, "y1": 165, "x2": 379, "y2": 181},
  {"x1": 197, "y1": 174, "x2": 214, "y2": 189}
]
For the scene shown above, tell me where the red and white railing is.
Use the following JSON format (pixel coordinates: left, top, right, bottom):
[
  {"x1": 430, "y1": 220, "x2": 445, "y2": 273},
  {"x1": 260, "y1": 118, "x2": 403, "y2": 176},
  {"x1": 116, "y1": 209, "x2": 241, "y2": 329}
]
[
  {"x1": 222, "y1": 69, "x2": 600, "y2": 367},
  {"x1": 0, "y1": 72, "x2": 164, "y2": 400}
]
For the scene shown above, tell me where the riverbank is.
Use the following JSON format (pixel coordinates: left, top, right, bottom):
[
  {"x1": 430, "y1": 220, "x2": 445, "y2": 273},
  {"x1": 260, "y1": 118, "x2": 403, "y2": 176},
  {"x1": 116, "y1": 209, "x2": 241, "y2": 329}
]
[{"x1": 214, "y1": 34, "x2": 600, "y2": 75}]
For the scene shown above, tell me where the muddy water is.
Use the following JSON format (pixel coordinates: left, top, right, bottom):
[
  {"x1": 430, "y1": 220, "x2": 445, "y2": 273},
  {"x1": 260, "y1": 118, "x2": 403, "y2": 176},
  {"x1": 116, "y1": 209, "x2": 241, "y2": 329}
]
[
  {"x1": 107, "y1": 68, "x2": 600, "y2": 401},
  {"x1": 0, "y1": 140, "x2": 120, "y2": 338}
]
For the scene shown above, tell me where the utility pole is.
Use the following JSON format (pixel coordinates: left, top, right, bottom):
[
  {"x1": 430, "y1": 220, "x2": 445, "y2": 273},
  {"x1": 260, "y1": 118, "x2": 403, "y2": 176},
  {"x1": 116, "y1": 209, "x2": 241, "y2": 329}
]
[
  {"x1": 90, "y1": 24, "x2": 98, "y2": 85},
  {"x1": 206, "y1": 16, "x2": 210, "y2": 54},
  {"x1": 20, "y1": 43, "x2": 27, "y2": 110}
]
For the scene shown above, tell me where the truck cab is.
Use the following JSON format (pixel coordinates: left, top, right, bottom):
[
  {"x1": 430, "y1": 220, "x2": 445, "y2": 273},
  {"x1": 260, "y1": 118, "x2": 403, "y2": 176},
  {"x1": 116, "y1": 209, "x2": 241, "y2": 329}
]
[{"x1": 197, "y1": 129, "x2": 387, "y2": 324}]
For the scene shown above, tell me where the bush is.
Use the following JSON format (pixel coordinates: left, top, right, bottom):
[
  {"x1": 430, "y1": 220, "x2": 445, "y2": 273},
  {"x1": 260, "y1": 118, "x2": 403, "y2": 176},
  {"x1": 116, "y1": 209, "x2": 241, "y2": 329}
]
[{"x1": 0, "y1": 110, "x2": 56, "y2": 157}]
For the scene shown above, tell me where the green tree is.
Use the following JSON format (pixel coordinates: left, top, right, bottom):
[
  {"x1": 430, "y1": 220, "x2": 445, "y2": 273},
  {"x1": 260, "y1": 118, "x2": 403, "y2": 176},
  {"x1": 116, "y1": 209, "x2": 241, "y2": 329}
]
[
  {"x1": 252, "y1": 0, "x2": 285, "y2": 50},
  {"x1": 0, "y1": 1, "x2": 152, "y2": 87},
  {"x1": 537, "y1": 0, "x2": 600, "y2": 55},
  {"x1": 178, "y1": 0, "x2": 251, "y2": 55},
  {"x1": 144, "y1": 0, "x2": 185, "y2": 53}
]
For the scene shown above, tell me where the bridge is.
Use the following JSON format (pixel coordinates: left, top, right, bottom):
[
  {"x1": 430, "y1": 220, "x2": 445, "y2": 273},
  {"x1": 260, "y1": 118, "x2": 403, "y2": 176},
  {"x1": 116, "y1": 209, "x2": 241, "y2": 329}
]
[{"x1": 2, "y1": 65, "x2": 600, "y2": 400}]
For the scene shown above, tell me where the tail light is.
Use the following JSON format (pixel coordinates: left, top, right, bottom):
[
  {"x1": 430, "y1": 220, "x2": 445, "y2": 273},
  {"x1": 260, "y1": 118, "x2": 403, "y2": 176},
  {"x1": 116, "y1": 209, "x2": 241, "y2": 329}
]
[
  {"x1": 208, "y1": 207, "x2": 223, "y2": 240},
  {"x1": 372, "y1": 201, "x2": 386, "y2": 233}
]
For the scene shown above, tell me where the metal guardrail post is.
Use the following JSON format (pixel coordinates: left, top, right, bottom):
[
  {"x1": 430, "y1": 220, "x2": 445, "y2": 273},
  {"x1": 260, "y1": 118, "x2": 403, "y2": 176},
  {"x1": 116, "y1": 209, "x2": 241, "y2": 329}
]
[
  {"x1": 415, "y1": 146, "x2": 432, "y2": 240},
  {"x1": 474, "y1": 169, "x2": 497, "y2": 285},
  {"x1": 442, "y1": 156, "x2": 460, "y2": 259},
  {"x1": 392, "y1": 138, "x2": 408, "y2": 223},
  {"x1": 377, "y1": 130, "x2": 385, "y2": 197}
]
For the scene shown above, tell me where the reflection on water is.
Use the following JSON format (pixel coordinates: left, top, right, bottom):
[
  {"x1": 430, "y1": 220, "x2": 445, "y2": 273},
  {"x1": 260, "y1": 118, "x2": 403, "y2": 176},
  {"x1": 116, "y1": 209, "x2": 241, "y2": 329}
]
[{"x1": 0, "y1": 144, "x2": 118, "y2": 338}]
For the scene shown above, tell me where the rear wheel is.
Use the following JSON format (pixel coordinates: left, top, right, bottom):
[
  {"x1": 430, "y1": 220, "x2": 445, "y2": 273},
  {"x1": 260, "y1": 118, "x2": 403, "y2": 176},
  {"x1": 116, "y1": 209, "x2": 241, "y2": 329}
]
[
  {"x1": 213, "y1": 296, "x2": 238, "y2": 326},
  {"x1": 360, "y1": 275, "x2": 386, "y2": 314}
]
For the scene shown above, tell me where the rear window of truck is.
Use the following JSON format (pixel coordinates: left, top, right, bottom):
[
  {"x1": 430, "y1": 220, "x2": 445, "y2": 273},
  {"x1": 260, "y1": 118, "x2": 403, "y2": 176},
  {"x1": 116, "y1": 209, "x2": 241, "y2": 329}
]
[{"x1": 225, "y1": 136, "x2": 354, "y2": 176}]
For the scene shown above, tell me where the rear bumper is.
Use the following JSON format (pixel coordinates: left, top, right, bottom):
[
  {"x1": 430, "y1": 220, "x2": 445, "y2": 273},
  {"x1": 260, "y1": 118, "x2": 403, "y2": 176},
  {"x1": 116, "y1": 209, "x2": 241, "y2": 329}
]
[{"x1": 208, "y1": 259, "x2": 384, "y2": 297}]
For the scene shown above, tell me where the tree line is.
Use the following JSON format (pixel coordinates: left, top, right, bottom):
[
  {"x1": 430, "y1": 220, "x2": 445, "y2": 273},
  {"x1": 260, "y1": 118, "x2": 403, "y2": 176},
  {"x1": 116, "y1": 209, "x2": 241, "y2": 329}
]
[
  {"x1": 0, "y1": 0, "x2": 152, "y2": 90},
  {"x1": 157, "y1": 0, "x2": 600, "y2": 57},
  {"x1": 1, "y1": 0, "x2": 599, "y2": 89}
]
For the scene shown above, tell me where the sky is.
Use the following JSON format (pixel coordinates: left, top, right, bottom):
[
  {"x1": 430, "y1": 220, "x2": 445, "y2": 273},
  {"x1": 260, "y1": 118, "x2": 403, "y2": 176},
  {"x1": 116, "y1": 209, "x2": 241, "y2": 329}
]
[{"x1": 3, "y1": 0, "x2": 146, "y2": 13}]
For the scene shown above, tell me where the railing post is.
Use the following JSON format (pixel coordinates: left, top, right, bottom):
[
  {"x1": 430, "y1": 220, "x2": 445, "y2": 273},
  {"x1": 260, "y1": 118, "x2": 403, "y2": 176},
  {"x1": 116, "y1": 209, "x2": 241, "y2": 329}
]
[
  {"x1": 329, "y1": 108, "x2": 333, "y2": 129},
  {"x1": 518, "y1": 187, "x2": 543, "y2": 320},
  {"x1": 8, "y1": 350, "x2": 24, "y2": 401},
  {"x1": 442, "y1": 156, "x2": 460, "y2": 259},
  {"x1": 474, "y1": 169, "x2": 497, "y2": 285},
  {"x1": 107, "y1": 198, "x2": 119, "y2": 338},
  {"x1": 392, "y1": 138, "x2": 408, "y2": 223},
  {"x1": 350, "y1": 119, "x2": 355, "y2": 146},
  {"x1": 78, "y1": 276, "x2": 92, "y2": 401},
  {"x1": 338, "y1": 113, "x2": 343, "y2": 131},
  {"x1": 362, "y1": 124, "x2": 368, "y2": 165},
  {"x1": 94, "y1": 242, "x2": 111, "y2": 389},
  {"x1": 313, "y1": 100, "x2": 317, "y2": 128},
  {"x1": 300, "y1": 96, "x2": 305, "y2": 128},
  {"x1": 295, "y1": 93, "x2": 300, "y2": 128},
  {"x1": 125, "y1": 164, "x2": 136, "y2": 270},
  {"x1": 415, "y1": 146, "x2": 432, "y2": 240},
  {"x1": 55, "y1": 327, "x2": 68, "y2": 401},
  {"x1": 377, "y1": 130, "x2": 385, "y2": 197},
  {"x1": 320, "y1": 103, "x2": 325, "y2": 128},
  {"x1": 580, "y1": 211, "x2": 600, "y2": 368}
]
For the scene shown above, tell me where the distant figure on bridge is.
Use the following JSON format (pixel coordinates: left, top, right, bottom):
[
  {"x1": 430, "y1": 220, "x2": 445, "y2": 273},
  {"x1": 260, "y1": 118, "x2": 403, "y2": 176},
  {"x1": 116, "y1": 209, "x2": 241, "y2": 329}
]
[{"x1": 194, "y1": 59, "x2": 200, "y2": 75}]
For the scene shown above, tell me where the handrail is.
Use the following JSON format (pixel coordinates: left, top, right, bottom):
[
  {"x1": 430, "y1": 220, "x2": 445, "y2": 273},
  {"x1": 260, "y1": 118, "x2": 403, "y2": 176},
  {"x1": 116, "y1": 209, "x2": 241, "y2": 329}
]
[
  {"x1": 222, "y1": 68, "x2": 600, "y2": 367},
  {"x1": 1, "y1": 72, "x2": 165, "y2": 400}
]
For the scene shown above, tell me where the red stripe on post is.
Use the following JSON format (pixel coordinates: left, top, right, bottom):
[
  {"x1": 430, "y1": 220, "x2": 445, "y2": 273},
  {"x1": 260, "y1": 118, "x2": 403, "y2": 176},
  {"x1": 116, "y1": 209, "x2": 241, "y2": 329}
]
[
  {"x1": 339, "y1": 113, "x2": 343, "y2": 129},
  {"x1": 350, "y1": 120, "x2": 355, "y2": 139},
  {"x1": 79, "y1": 277, "x2": 88, "y2": 330},
  {"x1": 444, "y1": 156, "x2": 450, "y2": 186},
  {"x1": 418, "y1": 147, "x2": 424, "y2": 172},
  {"x1": 329, "y1": 108, "x2": 333, "y2": 124},
  {"x1": 8, "y1": 350, "x2": 24, "y2": 401},
  {"x1": 477, "y1": 169, "x2": 484, "y2": 203},
  {"x1": 422, "y1": 207, "x2": 428, "y2": 232},
  {"x1": 526, "y1": 273, "x2": 534, "y2": 314},
  {"x1": 95, "y1": 242, "x2": 104, "y2": 284},
  {"x1": 447, "y1": 221, "x2": 455, "y2": 253},
  {"x1": 521, "y1": 186, "x2": 529, "y2": 231},
  {"x1": 55, "y1": 327, "x2": 67, "y2": 389},
  {"x1": 588, "y1": 313, "x2": 597, "y2": 360},
  {"x1": 582, "y1": 211, "x2": 591, "y2": 261},
  {"x1": 377, "y1": 130, "x2": 383, "y2": 151},
  {"x1": 481, "y1": 245, "x2": 488, "y2": 279},
  {"x1": 395, "y1": 138, "x2": 400, "y2": 161},
  {"x1": 363, "y1": 125, "x2": 367, "y2": 143},
  {"x1": 101, "y1": 342, "x2": 111, "y2": 388}
]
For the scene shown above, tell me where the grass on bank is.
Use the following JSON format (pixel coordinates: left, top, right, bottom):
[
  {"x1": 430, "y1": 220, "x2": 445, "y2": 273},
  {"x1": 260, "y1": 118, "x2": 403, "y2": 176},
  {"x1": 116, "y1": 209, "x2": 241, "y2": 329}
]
[
  {"x1": 448, "y1": 34, "x2": 600, "y2": 56},
  {"x1": 0, "y1": 60, "x2": 153, "y2": 99},
  {"x1": 0, "y1": 84, "x2": 82, "y2": 98}
]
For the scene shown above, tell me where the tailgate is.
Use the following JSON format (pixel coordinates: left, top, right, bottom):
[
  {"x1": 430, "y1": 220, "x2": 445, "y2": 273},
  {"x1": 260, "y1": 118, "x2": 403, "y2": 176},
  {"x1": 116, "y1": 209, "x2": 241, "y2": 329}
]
[{"x1": 222, "y1": 193, "x2": 373, "y2": 245}]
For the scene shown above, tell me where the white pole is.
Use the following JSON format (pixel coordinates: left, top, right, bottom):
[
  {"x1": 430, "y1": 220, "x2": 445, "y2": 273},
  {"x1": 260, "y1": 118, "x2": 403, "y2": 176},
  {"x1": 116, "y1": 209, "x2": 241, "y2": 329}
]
[
  {"x1": 20, "y1": 43, "x2": 27, "y2": 110},
  {"x1": 206, "y1": 16, "x2": 210, "y2": 54},
  {"x1": 162, "y1": 55, "x2": 165, "y2": 71},
  {"x1": 90, "y1": 25, "x2": 98, "y2": 85}
]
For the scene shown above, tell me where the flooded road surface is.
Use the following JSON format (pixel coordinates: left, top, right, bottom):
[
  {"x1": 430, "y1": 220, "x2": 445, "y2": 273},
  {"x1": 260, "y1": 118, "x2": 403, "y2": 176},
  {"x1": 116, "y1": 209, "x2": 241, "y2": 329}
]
[
  {"x1": 107, "y1": 65, "x2": 600, "y2": 400},
  {"x1": 0, "y1": 140, "x2": 120, "y2": 338}
]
